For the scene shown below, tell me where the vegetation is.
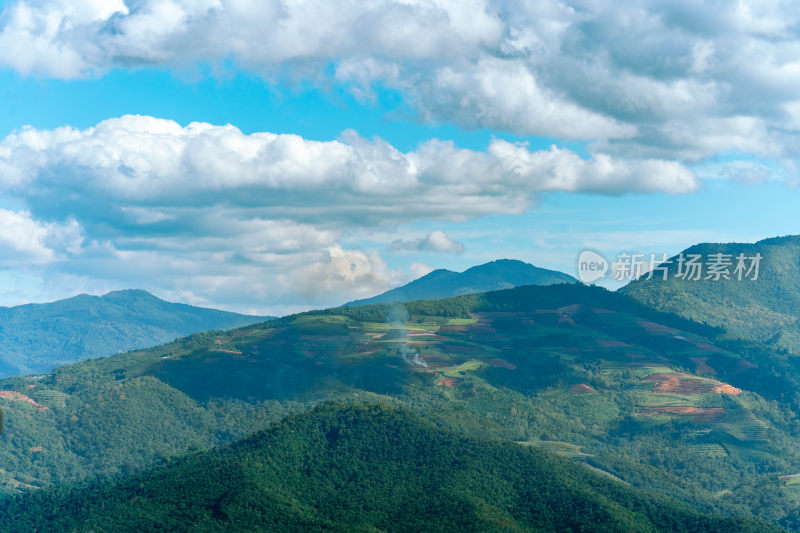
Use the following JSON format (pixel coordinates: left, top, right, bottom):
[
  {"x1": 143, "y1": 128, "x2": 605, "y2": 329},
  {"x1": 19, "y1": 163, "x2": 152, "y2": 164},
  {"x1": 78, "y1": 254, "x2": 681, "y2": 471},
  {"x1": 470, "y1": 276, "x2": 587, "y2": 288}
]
[
  {"x1": 0, "y1": 289, "x2": 272, "y2": 377},
  {"x1": 621, "y1": 235, "x2": 800, "y2": 353},
  {"x1": 2, "y1": 283, "x2": 800, "y2": 527},
  {"x1": 0, "y1": 403, "x2": 780, "y2": 532}
]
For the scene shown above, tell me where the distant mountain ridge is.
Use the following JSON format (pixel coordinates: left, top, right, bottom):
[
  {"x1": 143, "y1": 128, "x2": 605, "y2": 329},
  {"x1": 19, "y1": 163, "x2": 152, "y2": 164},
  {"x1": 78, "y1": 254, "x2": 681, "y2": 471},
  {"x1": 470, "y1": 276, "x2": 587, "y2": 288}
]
[
  {"x1": 620, "y1": 234, "x2": 800, "y2": 353},
  {"x1": 0, "y1": 289, "x2": 273, "y2": 377},
  {"x1": 347, "y1": 259, "x2": 577, "y2": 306}
]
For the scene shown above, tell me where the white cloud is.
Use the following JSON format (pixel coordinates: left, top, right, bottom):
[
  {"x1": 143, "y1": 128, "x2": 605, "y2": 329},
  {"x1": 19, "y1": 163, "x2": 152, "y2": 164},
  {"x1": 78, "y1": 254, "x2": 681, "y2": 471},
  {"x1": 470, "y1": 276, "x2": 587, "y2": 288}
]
[
  {"x1": 0, "y1": 114, "x2": 702, "y2": 312},
  {"x1": 293, "y1": 245, "x2": 399, "y2": 304},
  {"x1": 0, "y1": 209, "x2": 82, "y2": 265},
  {"x1": 0, "y1": 116, "x2": 698, "y2": 230},
  {"x1": 5, "y1": 1, "x2": 800, "y2": 160},
  {"x1": 409, "y1": 261, "x2": 434, "y2": 279},
  {"x1": 389, "y1": 230, "x2": 464, "y2": 254}
]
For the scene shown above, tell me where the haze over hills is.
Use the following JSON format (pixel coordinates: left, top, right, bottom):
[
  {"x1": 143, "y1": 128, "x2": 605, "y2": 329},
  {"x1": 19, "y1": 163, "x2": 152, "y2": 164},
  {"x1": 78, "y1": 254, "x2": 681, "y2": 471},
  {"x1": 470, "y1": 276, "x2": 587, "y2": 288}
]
[
  {"x1": 3, "y1": 284, "x2": 800, "y2": 527},
  {"x1": 620, "y1": 235, "x2": 800, "y2": 353},
  {"x1": 347, "y1": 259, "x2": 577, "y2": 306},
  {"x1": 0, "y1": 289, "x2": 273, "y2": 378},
  {"x1": 0, "y1": 403, "x2": 776, "y2": 533}
]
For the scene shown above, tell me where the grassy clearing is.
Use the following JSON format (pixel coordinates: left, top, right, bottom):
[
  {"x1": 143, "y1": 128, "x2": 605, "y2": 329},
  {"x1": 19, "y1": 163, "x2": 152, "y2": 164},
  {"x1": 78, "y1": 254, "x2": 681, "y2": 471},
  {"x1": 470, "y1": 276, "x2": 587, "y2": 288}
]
[
  {"x1": 441, "y1": 360, "x2": 485, "y2": 377},
  {"x1": 516, "y1": 440, "x2": 591, "y2": 458}
]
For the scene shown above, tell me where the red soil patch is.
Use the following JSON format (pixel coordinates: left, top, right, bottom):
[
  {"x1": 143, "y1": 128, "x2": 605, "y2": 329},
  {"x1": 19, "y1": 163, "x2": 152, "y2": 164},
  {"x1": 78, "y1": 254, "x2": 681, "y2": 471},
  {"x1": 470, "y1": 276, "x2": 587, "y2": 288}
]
[
  {"x1": 0, "y1": 391, "x2": 47, "y2": 410},
  {"x1": 211, "y1": 349, "x2": 243, "y2": 355},
  {"x1": 643, "y1": 372, "x2": 741, "y2": 396},
  {"x1": 571, "y1": 383, "x2": 597, "y2": 394},
  {"x1": 437, "y1": 325, "x2": 469, "y2": 333},
  {"x1": 436, "y1": 377, "x2": 457, "y2": 388},
  {"x1": 690, "y1": 357, "x2": 716, "y2": 375},
  {"x1": 597, "y1": 339, "x2": 631, "y2": 348},
  {"x1": 644, "y1": 373, "x2": 716, "y2": 394},
  {"x1": 637, "y1": 320, "x2": 680, "y2": 334},
  {"x1": 691, "y1": 341, "x2": 722, "y2": 353},
  {"x1": 736, "y1": 360, "x2": 758, "y2": 371},
  {"x1": 713, "y1": 384, "x2": 742, "y2": 395}
]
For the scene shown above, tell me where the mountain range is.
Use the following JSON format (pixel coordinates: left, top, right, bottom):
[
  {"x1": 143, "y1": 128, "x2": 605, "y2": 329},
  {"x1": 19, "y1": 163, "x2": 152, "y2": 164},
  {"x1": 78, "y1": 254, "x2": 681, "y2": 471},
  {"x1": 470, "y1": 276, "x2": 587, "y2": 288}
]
[
  {"x1": 5, "y1": 240, "x2": 800, "y2": 529},
  {"x1": 346, "y1": 259, "x2": 577, "y2": 306},
  {"x1": 2, "y1": 281, "x2": 800, "y2": 528},
  {"x1": 0, "y1": 289, "x2": 273, "y2": 377}
]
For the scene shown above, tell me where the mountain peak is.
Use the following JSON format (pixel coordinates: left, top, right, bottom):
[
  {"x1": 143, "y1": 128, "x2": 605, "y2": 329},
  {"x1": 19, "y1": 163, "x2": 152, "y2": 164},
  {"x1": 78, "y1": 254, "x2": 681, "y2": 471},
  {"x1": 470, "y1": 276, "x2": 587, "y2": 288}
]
[
  {"x1": 101, "y1": 289, "x2": 159, "y2": 301},
  {"x1": 347, "y1": 259, "x2": 577, "y2": 306}
]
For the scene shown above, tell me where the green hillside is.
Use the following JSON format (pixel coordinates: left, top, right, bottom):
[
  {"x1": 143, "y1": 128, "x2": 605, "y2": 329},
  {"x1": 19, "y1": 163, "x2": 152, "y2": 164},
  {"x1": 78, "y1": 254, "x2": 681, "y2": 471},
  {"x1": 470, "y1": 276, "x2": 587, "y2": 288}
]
[
  {"x1": 2, "y1": 284, "x2": 800, "y2": 527},
  {"x1": 347, "y1": 259, "x2": 577, "y2": 306},
  {"x1": 620, "y1": 235, "x2": 800, "y2": 353},
  {"x1": 0, "y1": 289, "x2": 273, "y2": 377},
  {"x1": 0, "y1": 403, "x2": 778, "y2": 533}
]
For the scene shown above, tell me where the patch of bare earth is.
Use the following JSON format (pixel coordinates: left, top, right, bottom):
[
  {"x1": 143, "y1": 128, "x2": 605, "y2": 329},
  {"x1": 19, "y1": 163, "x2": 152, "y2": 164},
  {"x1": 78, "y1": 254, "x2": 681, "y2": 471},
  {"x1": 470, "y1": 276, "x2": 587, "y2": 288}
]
[
  {"x1": 0, "y1": 391, "x2": 47, "y2": 410},
  {"x1": 637, "y1": 320, "x2": 680, "y2": 334},
  {"x1": 690, "y1": 357, "x2": 716, "y2": 375},
  {"x1": 437, "y1": 325, "x2": 469, "y2": 333},
  {"x1": 713, "y1": 384, "x2": 742, "y2": 395},
  {"x1": 571, "y1": 383, "x2": 597, "y2": 394},
  {"x1": 597, "y1": 339, "x2": 631, "y2": 348},
  {"x1": 643, "y1": 372, "x2": 741, "y2": 395},
  {"x1": 436, "y1": 377, "x2": 457, "y2": 388}
]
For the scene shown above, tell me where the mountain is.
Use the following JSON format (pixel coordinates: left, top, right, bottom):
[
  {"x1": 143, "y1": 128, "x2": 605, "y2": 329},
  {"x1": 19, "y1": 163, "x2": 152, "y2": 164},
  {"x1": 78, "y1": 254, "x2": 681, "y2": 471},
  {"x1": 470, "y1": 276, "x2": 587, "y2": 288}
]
[
  {"x1": 0, "y1": 403, "x2": 777, "y2": 533},
  {"x1": 620, "y1": 235, "x2": 800, "y2": 353},
  {"x1": 346, "y1": 259, "x2": 577, "y2": 306},
  {"x1": 2, "y1": 283, "x2": 800, "y2": 527},
  {"x1": 0, "y1": 289, "x2": 274, "y2": 377}
]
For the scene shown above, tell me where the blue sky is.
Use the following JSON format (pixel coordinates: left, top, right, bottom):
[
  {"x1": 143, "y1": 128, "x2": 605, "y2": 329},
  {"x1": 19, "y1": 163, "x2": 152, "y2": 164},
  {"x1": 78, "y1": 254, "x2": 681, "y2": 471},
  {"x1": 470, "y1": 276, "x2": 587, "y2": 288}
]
[{"x1": 0, "y1": 1, "x2": 798, "y2": 315}]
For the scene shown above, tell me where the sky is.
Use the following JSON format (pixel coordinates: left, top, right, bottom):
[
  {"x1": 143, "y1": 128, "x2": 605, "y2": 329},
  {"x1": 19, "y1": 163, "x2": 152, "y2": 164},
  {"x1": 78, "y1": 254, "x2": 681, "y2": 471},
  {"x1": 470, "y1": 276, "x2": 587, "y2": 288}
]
[{"x1": 0, "y1": 0, "x2": 798, "y2": 316}]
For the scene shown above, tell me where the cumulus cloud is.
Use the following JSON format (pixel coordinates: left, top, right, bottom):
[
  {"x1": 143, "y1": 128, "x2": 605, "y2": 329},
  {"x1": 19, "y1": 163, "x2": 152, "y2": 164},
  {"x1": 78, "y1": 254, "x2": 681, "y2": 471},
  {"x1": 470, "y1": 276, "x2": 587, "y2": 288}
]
[
  {"x1": 3, "y1": 1, "x2": 800, "y2": 160},
  {"x1": 389, "y1": 230, "x2": 464, "y2": 254},
  {"x1": 0, "y1": 114, "x2": 701, "y2": 312},
  {"x1": 0, "y1": 116, "x2": 698, "y2": 230},
  {"x1": 0, "y1": 209, "x2": 82, "y2": 265},
  {"x1": 292, "y1": 245, "x2": 399, "y2": 304},
  {"x1": 409, "y1": 261, "x2": 434, "y2": 279}
]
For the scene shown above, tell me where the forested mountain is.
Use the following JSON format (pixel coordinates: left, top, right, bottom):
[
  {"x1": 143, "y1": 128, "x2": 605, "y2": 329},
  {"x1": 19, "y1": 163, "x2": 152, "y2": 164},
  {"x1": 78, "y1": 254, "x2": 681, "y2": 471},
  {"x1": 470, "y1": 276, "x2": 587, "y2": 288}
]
[
  {"x1": 2, "y1": 283, "x2": 800, "y2": 528},
  {"x1": 620, "y1": 235, "x2": 800, "y2": 353},
  {"x1": 347, "y1": 259, "x2": 577, "y2": 306},
  {"x1": 0, "y1": 289, "x2": 273, "y2": 378},
  {"x1": 0, "y1": 403, "x2": 777, "y2": 532}
]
